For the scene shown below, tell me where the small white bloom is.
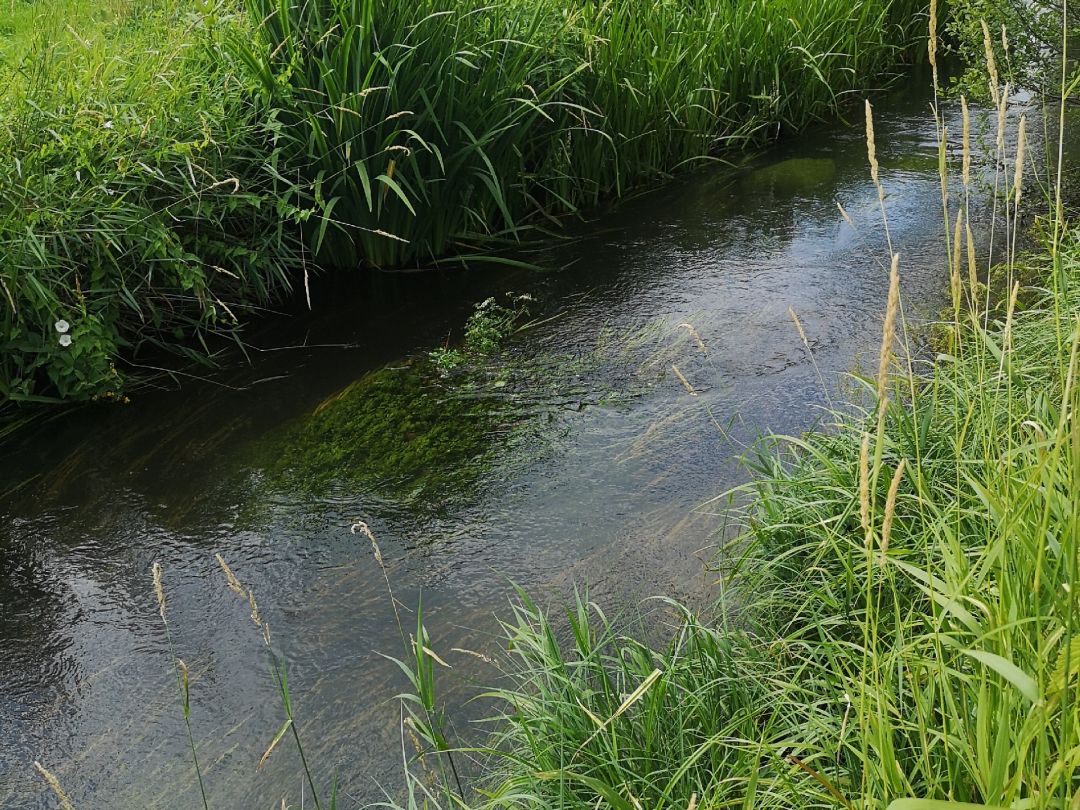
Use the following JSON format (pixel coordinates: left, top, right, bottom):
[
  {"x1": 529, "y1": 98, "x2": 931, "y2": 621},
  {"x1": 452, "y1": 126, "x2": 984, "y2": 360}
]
[
  {"x1": 59, "y1": 334, "x2": 72, "y2": 347},
  {"x1": 54, "y1": 320, "x2": 69, "y2": 334},
  {"x1": 103, "y1": 120, "x2": 113, "y2": 129}
]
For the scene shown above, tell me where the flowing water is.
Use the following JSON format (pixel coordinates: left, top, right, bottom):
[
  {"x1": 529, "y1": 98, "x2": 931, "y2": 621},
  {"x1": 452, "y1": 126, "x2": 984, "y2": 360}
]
[{"x1": 0, "y1": 82, "x2": 1065, "y2": 808}]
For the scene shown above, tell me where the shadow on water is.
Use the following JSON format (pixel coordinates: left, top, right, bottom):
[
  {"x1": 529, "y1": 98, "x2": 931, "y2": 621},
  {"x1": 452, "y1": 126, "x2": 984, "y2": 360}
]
[{"x1": 1, "y1": 78, "x2": 1076, "y2": 807}]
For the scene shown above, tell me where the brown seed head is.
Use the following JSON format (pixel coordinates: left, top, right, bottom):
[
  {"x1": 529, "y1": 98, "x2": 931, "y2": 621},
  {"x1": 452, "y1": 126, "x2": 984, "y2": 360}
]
[
  {"x1": 928, "y1": 0, "x2": 939, "y2": 87},
  {"x1": 152, "y1": 562, "x2": 166, "y2": 621},
  {"x1": 951, "y1": 211, "x2": 963, "y2": 310},
  {"x1": 880, "y1": 459, "x2": 907, "y2": 553},
  {"x1": 215, "y1": 553, "x2": 246, "y2": 597},
  {"x1": 865, "y1": 100, "x2": 881, "y2": 193},
  {"x1": 33, "y1": 762, "x2": 75, "y2": 810},
  {"x1": 876, "y1": 254, "x2": 901, "y2": 404},
  {"x1": 1014, "y1": 114, "x2": 1027, "y2": 206},
  {"x1": 982, "y1": 20, "x2": 1000, "y2": 103}
]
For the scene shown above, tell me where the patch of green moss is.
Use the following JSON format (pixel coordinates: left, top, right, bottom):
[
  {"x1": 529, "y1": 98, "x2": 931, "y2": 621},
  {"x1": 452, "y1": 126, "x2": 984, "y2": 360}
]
[
  {"x1": 745, "y1": 157, "x2": 836, "y2": 196},
  {"x1": 255, "y1": 359, "x2": 519, "y2": 506},
  {"x1": 249, "y1": 312, "x2": 696, "y2": 510}
]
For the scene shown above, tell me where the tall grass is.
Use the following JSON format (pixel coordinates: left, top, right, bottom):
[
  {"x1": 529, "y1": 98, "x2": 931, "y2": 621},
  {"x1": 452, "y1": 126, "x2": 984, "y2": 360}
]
[
  {"x1": 0, "y1": 0, "x2": 295, "y2": 404},
  {"x1": 234, "y1": 0, "x2": 924, "y2": 269},
  {"x1": 39, "y1": 7, "x2": 1080, "y2": 810}
]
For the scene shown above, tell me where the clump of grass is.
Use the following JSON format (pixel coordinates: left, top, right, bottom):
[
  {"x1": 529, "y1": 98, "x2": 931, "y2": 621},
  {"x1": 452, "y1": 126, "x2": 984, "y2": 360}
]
[
  {"x1": 235, "y1": 0, "x2": 924, "y2": 269},
  {"x1": 0, "y1": 0, "x2": 297, "y2": 405}
]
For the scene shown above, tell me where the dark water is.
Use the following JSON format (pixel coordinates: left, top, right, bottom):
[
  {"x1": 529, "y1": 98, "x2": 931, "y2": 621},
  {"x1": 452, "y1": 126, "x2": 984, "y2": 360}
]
[{"x1": 0, "y1": 82, "x2": 1063, "y2": 808}]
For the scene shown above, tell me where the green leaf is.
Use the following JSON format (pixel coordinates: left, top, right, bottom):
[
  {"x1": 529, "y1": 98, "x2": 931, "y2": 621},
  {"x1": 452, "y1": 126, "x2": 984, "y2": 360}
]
[
  {"x1": 533, "y1": 772, "x2": 636, "y2": 810},
  {"x1": 963, "y1": 649, "x2": 1040, "y2": 704},
  {"x1": 888, "y1": 801, "x2": 1009, "y2": 810}
]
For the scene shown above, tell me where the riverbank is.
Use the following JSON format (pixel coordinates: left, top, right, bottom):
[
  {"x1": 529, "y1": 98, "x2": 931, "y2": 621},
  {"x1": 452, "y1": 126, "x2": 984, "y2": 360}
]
[{"x1": 0, "y1": 0, "x2": 924, "y2": 409}]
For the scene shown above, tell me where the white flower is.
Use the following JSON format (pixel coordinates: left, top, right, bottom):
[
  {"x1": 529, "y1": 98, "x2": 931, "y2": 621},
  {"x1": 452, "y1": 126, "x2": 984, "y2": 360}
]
[
  {"x1": 54, "y1": 320, "x2": 70, "y2": 334},
  {"x1": 103, "y1": 120, "x2": 113, "y2": 129},
  {"x1": 59, "y1": 334, "x2": 72, "y2": 347}
]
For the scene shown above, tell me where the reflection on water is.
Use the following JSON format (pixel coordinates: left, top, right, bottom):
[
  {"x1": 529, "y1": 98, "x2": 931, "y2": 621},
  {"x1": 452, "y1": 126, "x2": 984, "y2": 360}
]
[{"x1": 0, "y1": 83, "x2": 1065, "y2": 808}]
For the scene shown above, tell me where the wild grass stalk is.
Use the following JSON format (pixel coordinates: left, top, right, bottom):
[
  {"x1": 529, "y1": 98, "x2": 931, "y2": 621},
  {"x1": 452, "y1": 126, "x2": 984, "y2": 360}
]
[{"x1": 151, "y1": 562, "x2": 210, "y2": 810}]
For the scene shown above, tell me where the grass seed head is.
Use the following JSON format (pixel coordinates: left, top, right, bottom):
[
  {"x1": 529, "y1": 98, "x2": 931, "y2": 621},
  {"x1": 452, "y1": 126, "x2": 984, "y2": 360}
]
[
  {"x1": 865, "y1": 100, "x2": 882, "y2": 196},
  {"x1": 876, "y1": 254, "x2": 900, "y2": 405},
  {"x1": 951, "y1": 210, "x2": 964, "y2": 310},
  {"x1": 1014, "y1": 114, "x2": 1027, "y2": 206},
  {"x1": 33, "y1": 762, "x2": 75, "y2": 810},
  {"x1": 215, "y1": 553, "x2": 246, "y2": 597},
  {"x1": 928, "y1": 0, "x2": 938, "y2": 87},
  {"x1": 152, "y1": 561, "x2": 166, "y2": 621},
  {"x1": 880, "y1": 458, "x2": 907, "y2": 553},
  {"x1": 982, "y1": 19, "x2": 1000, "y2": 103}
]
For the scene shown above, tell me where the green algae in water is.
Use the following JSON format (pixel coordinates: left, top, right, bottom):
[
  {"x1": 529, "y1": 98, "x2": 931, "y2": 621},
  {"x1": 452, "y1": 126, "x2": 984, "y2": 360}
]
[
  {"x1": 257, "y1": 360, "x2": 520, "y2": 505},
  {"x1": 745, "y1": 157, "x2": 836, "y2": 196},
  {"x1": 251, "y1": 311, "x2": 706, "y2": 510}
]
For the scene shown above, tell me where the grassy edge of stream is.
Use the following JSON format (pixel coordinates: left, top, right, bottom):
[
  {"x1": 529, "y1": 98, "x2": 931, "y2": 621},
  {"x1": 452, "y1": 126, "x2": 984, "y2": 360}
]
[{"x1": 0, "y1": 0, "x2": 926, "y2": 410}]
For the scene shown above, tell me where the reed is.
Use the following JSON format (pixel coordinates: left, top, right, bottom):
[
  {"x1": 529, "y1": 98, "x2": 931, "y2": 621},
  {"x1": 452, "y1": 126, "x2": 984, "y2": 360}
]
[{"x1": 234, "y1": 0, "x2": 924, "y2": 269}]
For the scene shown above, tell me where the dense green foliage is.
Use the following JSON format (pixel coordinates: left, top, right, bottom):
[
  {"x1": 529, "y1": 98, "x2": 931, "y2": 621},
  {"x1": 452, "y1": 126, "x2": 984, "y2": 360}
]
[
  {"x1": 0, "y1": 0, "x2": 294, "y2": 404},
  {"x1": 945, "y1": 0, "x2": 1076, "y2": 96},
  {"x1": 0, "y1": 0, "x2": 924, "y2": 407},
  {"x1": 235, "y1": 0, "x2": 924, "y2": 269}
]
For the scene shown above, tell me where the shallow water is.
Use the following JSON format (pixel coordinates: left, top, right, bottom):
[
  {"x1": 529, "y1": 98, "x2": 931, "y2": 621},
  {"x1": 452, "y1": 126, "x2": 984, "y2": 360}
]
[{"x1": 0, "y1": 82, "x2": 1064, "y2": 808}]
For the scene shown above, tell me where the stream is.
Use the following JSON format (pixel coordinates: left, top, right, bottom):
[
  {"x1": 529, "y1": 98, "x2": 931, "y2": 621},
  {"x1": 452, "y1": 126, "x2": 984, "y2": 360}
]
[{"x1": 0, "y1": 80, "x2": 1064, "y2": 808}]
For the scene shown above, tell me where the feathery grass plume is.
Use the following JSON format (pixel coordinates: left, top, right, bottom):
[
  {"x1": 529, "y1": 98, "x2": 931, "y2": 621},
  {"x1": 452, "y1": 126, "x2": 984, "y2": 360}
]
[
  {"x1": 33, "y1": 762, "x2": 74, "y2": 810},
  {"x1": 248, "y1": 589, "x2": 263, "y2": 629},
  {"x1": 951, "y1": 210, "x2": 964, "y2": 311},
  {"x1": 982, "y1": 19, "x2": 1000, "y2": 104},
  {"x1": 879, "y1": 459, "x2": 906, "y2": 553},
  {"x1": 152, "y1": 562, "x2": 166, "y2": 621},
  {"x1": 865, "y1": 100, "x2": 883, "y2": 202},
  {"x1": 215, "y1": 553, "x2": 246, "y2": 597},
  {"x1": 678, "y1": 322, "x2": 708, "y2": 355},
  {"x1": 961, "y1": 96, "x2": 972, "y2": 186},
  {"x1": 876, "y1": 254, "x2": 901, "y2": 407},
  {"x1": 928, "y1": 0, "x2": 938, "y2": 89},
  {"x1": 352, "y1": 520, "x2": 383, "y2": 564},
  {"x1": 789, "y1": 307, "x2": 810, "y2": 347},
  {"x1": 837, "y1": 201, "x2": 856, "y2": 230},
  {"x1": 859, "y1": 432, "x2": 872, "y2": 547},
  {"x1": 1014, "y1": 114, "x2": 1027, "y2": 206},
  {"x1": 671, "y1": 365, "x2": 697, "y2": 396},
  {"x1": 1001, "y1": 22, "x2": 1009, "y2": 53}
]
